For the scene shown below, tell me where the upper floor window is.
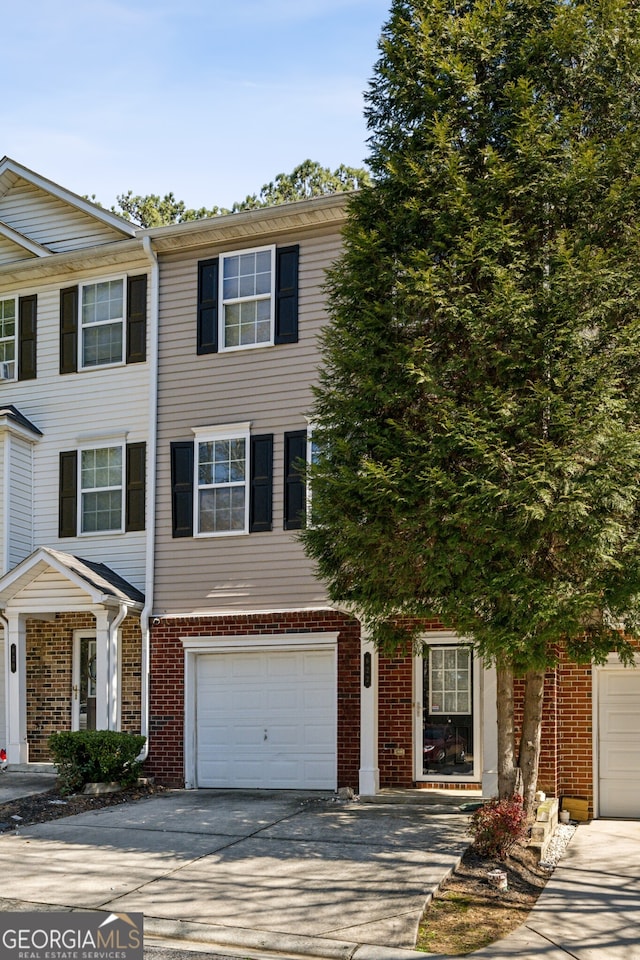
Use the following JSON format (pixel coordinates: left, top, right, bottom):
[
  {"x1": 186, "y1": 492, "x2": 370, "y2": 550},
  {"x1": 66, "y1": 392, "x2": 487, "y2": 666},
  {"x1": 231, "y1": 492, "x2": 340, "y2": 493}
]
[
  {"x1": 59, "y1": 442, "x2": 146, "y2": 537},
  {"x1": 80, "y1": 278, "x2": 124, "y2": 367},
  {"x1": 0, "y1": 297, "x2": 16, "y2": 380},
  {"x1": 80, "y1": 445, "x2": 123, "y2": 533},
  {"x1": 221, "y1": 247, "x2": 274, "y2": 350},
  {"x1": 60, "y1": 275, "x2": 147, "y2": 375},
  {"x1": 0, "y1": 294, "x2": 37, "y2": 383},
  {"x1": 196, "y1": 426, "x2": 250, "y2": 535},
  {"x1": 170, "y1": 426, "x2": 273, "y2": 538},
  {"x1": 197, "y1": 245, "x2": 299, "y2": 355}
]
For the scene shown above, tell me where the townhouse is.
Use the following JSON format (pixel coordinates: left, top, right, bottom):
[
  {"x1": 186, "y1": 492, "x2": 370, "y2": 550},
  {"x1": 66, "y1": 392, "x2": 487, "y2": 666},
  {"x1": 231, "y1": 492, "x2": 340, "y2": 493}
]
[
  {"x1": 0, "y1": 157, "x2": 154, "y2": 764},
  {"x1": 0, "y1": 158, "x2": 637, "y2": 818}
]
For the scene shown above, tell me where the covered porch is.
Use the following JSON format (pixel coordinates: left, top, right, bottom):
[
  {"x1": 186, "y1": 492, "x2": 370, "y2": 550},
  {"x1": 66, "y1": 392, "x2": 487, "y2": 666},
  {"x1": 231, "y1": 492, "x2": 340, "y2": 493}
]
[{"x1": 0, "y1": 547, "x2": 144, "y2": 764}]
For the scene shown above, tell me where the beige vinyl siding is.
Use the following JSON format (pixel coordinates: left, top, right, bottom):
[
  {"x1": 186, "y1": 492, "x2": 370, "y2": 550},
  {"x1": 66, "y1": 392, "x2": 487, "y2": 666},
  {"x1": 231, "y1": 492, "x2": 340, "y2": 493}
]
[
  {"x1": 0, "y1": 179, "x2": 126, "y2": 254},
  {"x1": 154, "y1": 226, "x2": 343, "y2": 615},
  {"x1": 0, "y1": 257, "x2": 151, "y2": 592},
  {"x1": 8, "y1": 435, "x2": 35, "y2": 570}
]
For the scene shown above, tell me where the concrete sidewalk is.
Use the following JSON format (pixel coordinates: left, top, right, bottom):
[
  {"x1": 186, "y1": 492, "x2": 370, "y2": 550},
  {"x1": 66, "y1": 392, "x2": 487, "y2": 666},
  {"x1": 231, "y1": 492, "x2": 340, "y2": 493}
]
[
  {"x1": 0, "y1": 768, "x2": 57, "y2": 803},
  {"x1": 0, "y1": 789, "x2": 470, "y2": 960},
  {"x1": 473, "y1": 818, "x2": 640, "y2": 960}
]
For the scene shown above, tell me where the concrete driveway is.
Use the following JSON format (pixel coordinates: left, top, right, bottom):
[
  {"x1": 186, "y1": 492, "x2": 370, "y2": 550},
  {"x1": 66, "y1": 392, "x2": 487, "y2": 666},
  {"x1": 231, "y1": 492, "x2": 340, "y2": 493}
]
[{"x1": 0, "y1": 789, "x2": 471, "y2": 959}]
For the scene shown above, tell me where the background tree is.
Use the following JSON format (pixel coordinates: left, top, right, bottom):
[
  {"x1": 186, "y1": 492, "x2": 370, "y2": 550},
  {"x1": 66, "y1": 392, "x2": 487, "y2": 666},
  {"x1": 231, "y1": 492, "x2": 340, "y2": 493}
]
[
  {"x1": 110, "y1": 160, "x2": 371, "y2": 227},
  {"x1": 303, "y1": 0, "x2": 640, "y2": 812}
]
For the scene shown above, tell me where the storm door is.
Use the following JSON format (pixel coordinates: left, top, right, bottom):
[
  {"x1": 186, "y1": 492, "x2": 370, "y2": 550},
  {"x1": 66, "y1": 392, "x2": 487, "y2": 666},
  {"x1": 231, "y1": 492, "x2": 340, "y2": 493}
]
[
  {"x1": 72, "y1": 634, "x2": 97, "y2": 731},
  {"x1": 421, "y1": 644, "x2": 475, "y2": 777}
]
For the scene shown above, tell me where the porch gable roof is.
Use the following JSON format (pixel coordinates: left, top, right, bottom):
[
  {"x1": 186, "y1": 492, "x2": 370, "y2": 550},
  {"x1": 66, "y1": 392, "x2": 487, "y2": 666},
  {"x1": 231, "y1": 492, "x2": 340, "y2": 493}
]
[{"x1": 0, "y1": 547, "x2": 144, "y2": 610}]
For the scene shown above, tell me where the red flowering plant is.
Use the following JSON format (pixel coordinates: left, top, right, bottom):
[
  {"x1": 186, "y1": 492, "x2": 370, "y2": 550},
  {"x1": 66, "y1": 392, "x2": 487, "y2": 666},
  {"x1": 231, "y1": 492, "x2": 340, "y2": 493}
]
[{"x1": 468, "y1": 794, "x2": 529, "y2": 860}]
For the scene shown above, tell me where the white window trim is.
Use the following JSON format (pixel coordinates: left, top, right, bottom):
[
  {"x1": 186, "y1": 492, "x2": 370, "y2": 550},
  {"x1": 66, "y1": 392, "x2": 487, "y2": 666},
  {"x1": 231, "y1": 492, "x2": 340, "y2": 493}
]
[
  {"x1": 79, "y1": 274, "x2": 127, "y2": 370},
  {"x1": 414, "y1": 632, "x2": 481, "y2": 784},
  {"x1": 78, "y1": 441, "x2": 125, "y2": 536},
  {"x1": 0, "y1": 295, "x2": 17, "y2": 382},
  {"x1": 218, "y1": 244, "x2": 275, "y2": 353},
  {"x1": 193, "y1": 423, "x2": 251, "y2": 537}
]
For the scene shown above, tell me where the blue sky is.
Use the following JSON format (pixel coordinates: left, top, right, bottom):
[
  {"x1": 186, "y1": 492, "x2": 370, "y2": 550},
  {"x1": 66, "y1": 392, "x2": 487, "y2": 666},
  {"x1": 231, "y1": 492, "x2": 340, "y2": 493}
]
[{"x1": 3, "y1": 0, "x2": 390, "y2": 212}]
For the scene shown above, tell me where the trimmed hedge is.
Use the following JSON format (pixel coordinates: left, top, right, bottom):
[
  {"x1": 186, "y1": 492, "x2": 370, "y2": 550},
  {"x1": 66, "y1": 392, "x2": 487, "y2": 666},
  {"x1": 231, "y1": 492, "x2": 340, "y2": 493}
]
[{"x1": 49, "y1": 730, "x2": 146, "y2": 795}]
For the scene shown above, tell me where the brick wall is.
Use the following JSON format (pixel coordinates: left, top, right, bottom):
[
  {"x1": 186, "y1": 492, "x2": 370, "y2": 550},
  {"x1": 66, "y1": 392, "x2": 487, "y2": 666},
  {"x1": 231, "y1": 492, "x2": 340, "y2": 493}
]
[
  {"x1": 146, "y1": 610, "x2": 361, "y2": 787},
  {"x1": 25, "y1": 612, "x2": 142, "y2": 762}
]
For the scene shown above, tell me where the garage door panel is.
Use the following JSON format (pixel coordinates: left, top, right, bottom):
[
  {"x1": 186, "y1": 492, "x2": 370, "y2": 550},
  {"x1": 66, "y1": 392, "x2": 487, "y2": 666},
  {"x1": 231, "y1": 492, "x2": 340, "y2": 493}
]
[
  {"x1": 196, "y1": 648, "x2": 336, "y2": 789},
  {"x1": 598, "y1": 667, "x2": 640, "y2": 818}
]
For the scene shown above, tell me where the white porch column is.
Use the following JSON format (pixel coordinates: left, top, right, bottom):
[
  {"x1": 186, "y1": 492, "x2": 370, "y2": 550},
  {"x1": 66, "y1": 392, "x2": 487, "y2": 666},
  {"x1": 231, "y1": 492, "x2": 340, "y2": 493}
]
[
  {"x1": 481, "y1": 661, "x2": 498, "y2": 797},
  {"x1": 5, "y1": 612, "x2": 28, "y2": 763},
  {"x1": 358, "y1": 629, "x2": 380, "y2": 796}
]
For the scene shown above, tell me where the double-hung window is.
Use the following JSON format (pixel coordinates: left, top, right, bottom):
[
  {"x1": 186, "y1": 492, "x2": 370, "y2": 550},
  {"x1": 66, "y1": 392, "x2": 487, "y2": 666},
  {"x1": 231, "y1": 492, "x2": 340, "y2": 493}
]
[
  {"x1": 197, "y1": 244, "x2": 298, "y2": 355},
  {"x1": 59, "y1": 442, "x2": 145, "y2": 537},
  {"x1": 80, "y1": 445, "x2": 124, "y2": 533},
  {"x1": 195, "y1": 424, "x2": 250, "y2": 535},
  {"x1": 171, "y1": 426, "x2": 273, "y2": 538},
  {"x1": 80, "y1": 278, "x2": 125, "y2": 367},
  {"x1": 0, "y1": 297, "x2": 16, "y2": 380},
  {"x1": 60, "y1": 275, "x2": 147, "y2": 374},
  {"x1": 221, "y1": 246, "x2": 275, "y2": 350}
]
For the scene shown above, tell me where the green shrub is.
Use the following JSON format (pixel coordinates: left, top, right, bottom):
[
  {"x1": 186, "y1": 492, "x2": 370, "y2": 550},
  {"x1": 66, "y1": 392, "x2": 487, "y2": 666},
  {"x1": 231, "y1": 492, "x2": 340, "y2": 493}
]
[
  {"x1": 49, "y1": 730, "x2": 146, "y2": 795},
  {"x1": 468, "y1": 794, "x2": 528, "y2": 860}
]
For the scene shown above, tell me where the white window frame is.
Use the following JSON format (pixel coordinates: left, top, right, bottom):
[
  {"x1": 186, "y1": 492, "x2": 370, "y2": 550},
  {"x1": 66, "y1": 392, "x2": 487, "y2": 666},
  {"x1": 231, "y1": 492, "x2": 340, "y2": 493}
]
[
  {"x1": 78, "y1": 442, "x2": 125, "y2": 535},
  {"x1": 193, "y1": 422, "x2": 251, "y2": 537},
  {"x1": 219, "y1": 245, "x2": 275, "y2": 352},
  {"x1": 79, "y1": 275, "x2": 126, "y2": 370},
  {"x1": 0, "y1": 295, "x2": 17, "y2": 381}
]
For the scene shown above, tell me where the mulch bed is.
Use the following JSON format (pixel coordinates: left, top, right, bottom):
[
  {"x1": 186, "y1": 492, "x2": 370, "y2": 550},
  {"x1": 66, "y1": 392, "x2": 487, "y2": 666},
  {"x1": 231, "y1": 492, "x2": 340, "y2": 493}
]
[{"x1": 0, "y1": 781, "x2": 164, "y2": 832}]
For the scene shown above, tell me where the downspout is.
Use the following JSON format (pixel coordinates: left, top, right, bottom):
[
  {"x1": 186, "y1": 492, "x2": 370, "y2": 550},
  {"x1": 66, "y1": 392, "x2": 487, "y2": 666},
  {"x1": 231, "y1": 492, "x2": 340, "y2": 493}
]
[
  {"x1": 138, "y1": 235, "x2": 159, "y2": 762},
  {"x1": 108, "y1": 602, "x2": 127, "y2": 731}
]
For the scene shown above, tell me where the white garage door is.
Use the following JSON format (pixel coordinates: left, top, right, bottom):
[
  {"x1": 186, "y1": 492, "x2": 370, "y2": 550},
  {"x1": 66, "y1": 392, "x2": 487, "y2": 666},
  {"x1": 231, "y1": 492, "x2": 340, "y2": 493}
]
[
  {"x1": 195, "y1": 648, "x2": 336, "y2": 789},
  {"x1": 599, "y1": 667, "x2": 640, "y2": 818}
]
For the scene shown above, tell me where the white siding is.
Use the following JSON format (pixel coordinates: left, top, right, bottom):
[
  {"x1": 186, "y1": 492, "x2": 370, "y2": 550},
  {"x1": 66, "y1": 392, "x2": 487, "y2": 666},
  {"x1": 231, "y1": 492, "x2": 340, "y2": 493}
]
[
  {"x1": 0, "y1": 236, "x2": 36, "y2": 265},
  {"x1": 4, "y1": 569, "x2": 91, "y2": 612},
  {"x1": 8, "y1": 436, "x2": 34, "y2": 570},
  {"x1": 154, "y1": 227, "x2": 342, "y2": 614},
  {"x1": 0, "y1": 256, "x2": 151, "y2": 593},
  {"x1": 0, "y1": 179, "x2": 125, "y2": 254}
]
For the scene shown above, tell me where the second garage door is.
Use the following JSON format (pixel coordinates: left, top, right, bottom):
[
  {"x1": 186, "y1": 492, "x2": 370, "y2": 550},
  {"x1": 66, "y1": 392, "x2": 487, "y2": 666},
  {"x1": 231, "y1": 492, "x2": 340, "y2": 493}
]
[
  {"x1": 598, "y1": 666, "x2": 640, "y2": 818},
  {"x1": 195, "y1": 648, "x2": 336, "y2": 789}
]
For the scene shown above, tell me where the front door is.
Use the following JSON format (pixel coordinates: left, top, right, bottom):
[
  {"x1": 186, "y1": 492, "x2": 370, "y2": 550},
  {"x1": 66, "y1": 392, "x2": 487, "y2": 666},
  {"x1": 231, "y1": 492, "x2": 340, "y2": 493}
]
[
  {"x1": 419, "y1": 641, "x2": 476, "y2": 779},
  {"x1": 72, "y1": 634, "x2": 97, "y2": 731}
]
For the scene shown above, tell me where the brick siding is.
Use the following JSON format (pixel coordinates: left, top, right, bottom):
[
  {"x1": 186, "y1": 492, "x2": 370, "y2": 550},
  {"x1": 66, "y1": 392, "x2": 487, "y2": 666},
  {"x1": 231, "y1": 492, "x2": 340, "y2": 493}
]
[
  {"x1": 146, "y1": 610, "x2": 361, "y2": 787},
  {"x1": 26, "y1": 612, "x2": 142, "y2": 762}
]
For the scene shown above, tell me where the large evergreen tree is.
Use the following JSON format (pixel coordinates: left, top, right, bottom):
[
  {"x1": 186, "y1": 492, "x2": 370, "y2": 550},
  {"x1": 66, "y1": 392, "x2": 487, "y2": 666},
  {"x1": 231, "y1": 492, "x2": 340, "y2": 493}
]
[{"x1": 303, "y1": 0, "x2": 640, "y2": 811}]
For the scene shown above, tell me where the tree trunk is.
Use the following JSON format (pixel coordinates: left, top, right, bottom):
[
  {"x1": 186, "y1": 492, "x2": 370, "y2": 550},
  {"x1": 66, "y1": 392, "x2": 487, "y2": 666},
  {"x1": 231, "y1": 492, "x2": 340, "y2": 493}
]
[
  {"x1": 496, "y1": 660, "x2": 518, "y2": 798},
  {"x1": 518, "y1": 667, "x2": 546, "y2": 817}
]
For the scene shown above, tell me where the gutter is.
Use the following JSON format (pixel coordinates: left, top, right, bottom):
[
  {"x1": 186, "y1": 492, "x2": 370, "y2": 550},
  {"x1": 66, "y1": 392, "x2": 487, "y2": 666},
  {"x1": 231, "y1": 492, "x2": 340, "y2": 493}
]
[{"x1": 138, "y1": 235, "x2": 159, "y2": 762}]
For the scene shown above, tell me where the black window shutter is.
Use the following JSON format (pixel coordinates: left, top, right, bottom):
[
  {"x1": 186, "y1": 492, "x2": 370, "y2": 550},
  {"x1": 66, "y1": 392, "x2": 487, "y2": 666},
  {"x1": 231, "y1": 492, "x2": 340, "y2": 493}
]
[
  {"x1": 126, "y1": 275, "x2": 147, "y2": 364},
  {"x1": 284, "y1": 430, "x2": 307, "y2": 530},
  {"x1": 60, "y1": 286, "x2": 78, "y2": 374},
  {"x1": 197, "y1": 258, "x2": 219, "y2": 354},
  {"x1": 250, "y1": 434, "x2": 273, "y2": 532},
  {"x1": 275, "y1": 244, "x2": 299, "y2": 344},
  {"x1": 59, "y1": 451, "x2": 78, "y2": 538},
  {"x1": 171, "y1": 441, "x2": 194, "y2": 537},
  {"x1": 18, "y1": 294, "x2": 37, "y2": 381},
  {"x1": 125, "y1": 442, "x2": 146, "y2": 531}
]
